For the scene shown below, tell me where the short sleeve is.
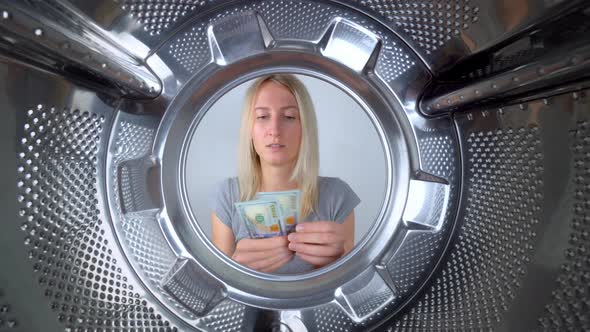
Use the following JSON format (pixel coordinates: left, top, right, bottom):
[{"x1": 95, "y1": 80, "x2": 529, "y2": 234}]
[
  {"x1": 209, "y1": 178, "x2": 233, "y2": 228},
  {"x1": 332, "y1": 178, "x2": 361, "y2": 223}
]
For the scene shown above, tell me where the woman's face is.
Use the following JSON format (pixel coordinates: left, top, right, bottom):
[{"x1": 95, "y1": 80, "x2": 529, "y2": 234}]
[{"x1": 251, "y1": 81, "x2": 302, "y2": 168}]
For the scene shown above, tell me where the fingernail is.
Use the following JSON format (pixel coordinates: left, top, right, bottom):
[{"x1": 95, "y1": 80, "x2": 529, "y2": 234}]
[
  {"x1": 288, "y1": 243, "x2": 296, "y2": 250},
  {"x1": 296, "y1": 224, "x2": 303, "y2": 232},
  {"x1": 287, "y1": 233, "x2": 295, "y2": 241}
]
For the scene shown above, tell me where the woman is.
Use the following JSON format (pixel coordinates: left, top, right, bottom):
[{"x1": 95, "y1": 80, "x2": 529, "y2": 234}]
[{"x1": 210, "y1": 74, "x2": 360, "y2": 274}]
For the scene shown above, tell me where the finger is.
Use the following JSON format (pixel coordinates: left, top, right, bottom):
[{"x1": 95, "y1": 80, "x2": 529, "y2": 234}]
[
  {"x1": 251, "y1": 250, "x2": 293, "y2": 272},
  {"x1": 236, "y1": 236, "x2": 289, "y2": 251},
  {"x1": 260, "y1": 253, "x2": 294, "y2": 273},
  {"x1": 288, "y1": 232, "x2": 341, "y2": 245},
  {"x1": 233, "y1": 246, "x2": 292, "y2": 264},
  {"x1": 288, "y1": 242, "x2": 343, "y2": 257},
  {"x1": 296, "y1": 221, "x2": 342, "y2": 234},
  {"x1": 296, "y1": 252, "x2": 338, "y2": 268}
]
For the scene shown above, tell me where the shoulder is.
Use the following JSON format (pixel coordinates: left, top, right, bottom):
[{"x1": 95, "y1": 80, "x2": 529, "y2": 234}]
[
  {"x1": 317, "y1": 176, "x2": 360, "y2": 222},
  {"x1": 317, "y1": 176, "x2": 359, "y2": 203},
  {"x1": 318, "y1": 176, "x2": 354, "y2": 192}
]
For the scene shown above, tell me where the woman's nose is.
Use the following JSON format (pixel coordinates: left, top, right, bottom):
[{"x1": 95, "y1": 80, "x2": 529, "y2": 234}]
[{"x1": 267, "y1": 116, "x2": 281, "y2": 137}]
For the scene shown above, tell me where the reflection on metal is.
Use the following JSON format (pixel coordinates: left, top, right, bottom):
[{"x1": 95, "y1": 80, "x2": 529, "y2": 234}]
[
  {"x1": 280, "y1": 310, "x2": 308, "y2": 332},
  {"x1": 334, "y1": 268, "x2": 396, "y2": 322},
  {"x1": 439, "y1": 88, "x2": 590, "y2": 331},
  {"x1": 403, "y1": 178, "x2": 450, "y2": 232},
  {"x1": 120, "y1": 0, "x2": 203, "y2": 36},
  {"x1": 161, "y1": 259, "x2": 226, "y2": 317},
  {"x1": 118, "y1": 156, "x2": 159, "y2": 214},
  {"x1": 0, "y1": 56, "x2": 185, "y2": 331},
  {"x1": 208, "y1": 12, "x2": 269, "y2": 66},
  {"x1": 0, "y1": 0, "x2": 588, "y2": 331},
  {"x1": 105, "y1": 110, "x2": 195, "y2": 324},
  {"x1": 320, "y1": 18, "x2": 381, "y2": 73},
  {"x1": 348, "y1": 0, "x2": 588, "y2": 72},
  {"x1": 149, "y1": 3, "x2": 458, "y2": 329},
  {"x1": 0, "y1": 1, "x2": 161, "y2": 97},
  {"x1": 422, "y1": 42, "x2": 590, "y2": 114}
]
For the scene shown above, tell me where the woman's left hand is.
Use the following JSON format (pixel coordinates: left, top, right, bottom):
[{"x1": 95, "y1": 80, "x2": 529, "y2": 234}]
[{"x1": 287, "y1": 221, "x2": 348, "y2": 268}]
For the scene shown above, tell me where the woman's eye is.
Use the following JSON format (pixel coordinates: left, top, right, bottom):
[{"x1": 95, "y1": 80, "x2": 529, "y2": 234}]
[
  {"x1": 256, "y1": 115, "x2": 268, "y2": 120},
  {"x1": 285, "y1": 115, "x2": 296, "y2": 120}
]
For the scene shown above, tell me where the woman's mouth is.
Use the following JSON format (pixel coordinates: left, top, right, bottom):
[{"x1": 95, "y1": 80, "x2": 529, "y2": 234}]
[{"x1": 267, "y1": 143, "x2": 285, "y2": 151}]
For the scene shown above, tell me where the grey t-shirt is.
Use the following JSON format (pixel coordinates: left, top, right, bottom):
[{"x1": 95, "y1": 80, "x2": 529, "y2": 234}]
[{"x1": 209, "y1": 176, "x2": 361, "y2": 274}]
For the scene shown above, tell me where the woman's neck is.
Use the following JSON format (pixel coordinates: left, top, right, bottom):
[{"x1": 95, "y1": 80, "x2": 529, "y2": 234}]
[{"x1": 260, "y1": 163, "x2": 298, "y2": 192}]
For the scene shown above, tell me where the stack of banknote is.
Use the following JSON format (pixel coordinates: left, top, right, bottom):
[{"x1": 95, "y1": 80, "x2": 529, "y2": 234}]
[{"x1": 234, "y1": 190, "x2": 301, "y2": 238}]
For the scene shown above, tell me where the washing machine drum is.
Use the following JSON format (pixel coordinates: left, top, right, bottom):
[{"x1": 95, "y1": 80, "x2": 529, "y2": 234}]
[{"x1": 0, "y1": 1, "x2": 589, "y2": 331}]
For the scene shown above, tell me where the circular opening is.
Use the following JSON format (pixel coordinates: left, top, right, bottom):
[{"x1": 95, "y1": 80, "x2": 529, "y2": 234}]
[{"x1": 184, "y1": 73, "x2": 388, "y2": 275}]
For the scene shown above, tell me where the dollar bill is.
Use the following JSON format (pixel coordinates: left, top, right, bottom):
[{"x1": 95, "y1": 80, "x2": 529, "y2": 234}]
[
  {"x1": 234, "y1": 200, "x2": 283, "y2": 238},
  {"x1": 256, "y1": 190, "x2": 301, "y2": 233}
]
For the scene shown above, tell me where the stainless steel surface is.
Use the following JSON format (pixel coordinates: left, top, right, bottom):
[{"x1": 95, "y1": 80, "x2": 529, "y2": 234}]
[
  {"x1": 430, "y1": 88, "x2": 589, "y2": 332},
  {"x1": 0, "y1": 55, "x2": 185, "y2": 332},
  {"x1": 403, "y1": 179, "x2": 450, "y2": 232},
  {"x1": 207, "y1": 11, "x2": 268, "y2": 66},
  {"x1": 0, "y1": 1, "x2": 161, "y2": 98},
  {"x1": 345, "y1": 0, "x2": 588, "y2": 73},
  {"x1": 161, "y1": 259, "x2": 225, "y2": 317},
  {"x1": 421, "y1": 40, "x2": 590, "y2": 114},
  {"x1": 146, "y1": 3, "x2": 459, "y2": 329},
  {"x1": 320, "y1": 18, "x2": 381, "y2": 73},
  {"x1": 0, "y1": 0, "x2": 588, "y2": 331},
  {"x1": 61, "y1": 0, "x2": 589, "y2": 74},
  {"x1": 66, "y1": 0, "x2": 224, "y2": 54}
]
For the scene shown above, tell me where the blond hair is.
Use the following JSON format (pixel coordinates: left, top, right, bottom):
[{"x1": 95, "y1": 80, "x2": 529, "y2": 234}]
[{"x1": 237, "y1": 74, "x2": 319, "y2": 219}]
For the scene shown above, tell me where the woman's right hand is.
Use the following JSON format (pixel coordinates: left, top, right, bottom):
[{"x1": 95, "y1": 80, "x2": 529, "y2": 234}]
[{"x1": 231, "y1": 236, "x2": 293, "y2": 272}]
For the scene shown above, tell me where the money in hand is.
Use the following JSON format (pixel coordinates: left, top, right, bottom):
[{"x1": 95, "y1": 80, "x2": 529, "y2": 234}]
[
  {"x1": 234, "y1": 200, "x2": 283, "y2": 238},
  {"x1": 256, "y1": 190, "x2": 301, "y2": 234}
]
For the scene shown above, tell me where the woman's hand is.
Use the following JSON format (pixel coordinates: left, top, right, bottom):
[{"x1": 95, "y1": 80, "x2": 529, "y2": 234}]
[
  {"x1": 232, "y1": 236, "x2": 293, "y2": 273},
  {"x1": 287, "y1": 221, "x2": 351, "y2": 268}
]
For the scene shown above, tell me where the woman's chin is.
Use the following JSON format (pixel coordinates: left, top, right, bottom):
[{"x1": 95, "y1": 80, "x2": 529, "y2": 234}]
[{"x1": 261, "y1": 156, "x2": 295, "y2": 167}]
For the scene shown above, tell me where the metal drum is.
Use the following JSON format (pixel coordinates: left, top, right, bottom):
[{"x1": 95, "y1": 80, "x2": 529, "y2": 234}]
[{"x1": 0, "y1": 1, "x2": 589, "y2": 331}]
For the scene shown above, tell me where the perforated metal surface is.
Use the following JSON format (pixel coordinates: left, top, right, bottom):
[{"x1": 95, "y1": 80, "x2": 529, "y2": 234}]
[
  {"x1": 155, "y1": 1, "x2": 451, "y2": 328},
  {"x1": 167, "y1": 21, "x2": 210, "y2": 74},
  {"x1": 375, "y1": 41, "x2": 415, "y2": 83},
  {"x1": 3, "y1": 1, "x2": 589, "y2": 331},
  {"x1": 121, "y1": 0, "x2": 208, "y2": 36},
  {"x1": 165, "y1": 0, "x2": 415, "y2": 85},
  {"x1": 167, "y1": 1, "x2": 345, "y2": 74},
  {"x1": 258, "y1": 0, "x2": 417, "y2": 83},
  {"x1": 454, "y1": 10, "x2": 590, "y2": 80},
  {"x1": 257, "y1": 1, "x2": 342, "y2": 41},
  {"x1": 0, "y1": 1, "x2": 162, "y2": 97},
  {"x1": 345, "y1": 272, "x2": 395, "y2": 319},
  {"x1": 387, "y1": 232, "x2": 443, "y2": 296},
  {"x1": 107, "y1": 113, "x2": 201, "y2": 323},
  {"x1": 384, "y1": 132, "x2": 458, "y2": 298},
  {"x1": 115, "y1": 121, "x2": 156, "y2": 161},
  {"x1": 538, "y1": 120, "x2": 590, "y2": 331},
  {"x1": 0, "y1": 290, "x2": 17, "y2": 331},
  {"x1": 16, "y1": 104, "x2": 176, "y2": 332},
  {"x1": 161, "y1": 260, "x2": 224, "y2": 316},
  {"x1": 393, "y1": 126, "x2": 543, "y2": 330},
  {"x1": 112, "y1": 118, "x2": 177, "y2": 285},
  {"x1": 356, "y1": 0, "x2": 479, "y2": 54},
  {"x1": 200, "y1": 300, "x2": 246, "y2": 332},
  {"x1": 314, "y1": 303, "x2": 354, "y2": 332},
  {"x1": 119, "y1": 158, "x2": 153, "y2": 213},
  {"x1": 418, "y1": 135, "x2": 456, "y2": 179}
]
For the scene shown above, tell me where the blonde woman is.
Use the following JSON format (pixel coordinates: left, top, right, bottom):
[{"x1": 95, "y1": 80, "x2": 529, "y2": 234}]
[{"x1": 210, "y1": 74, "x2": 360, "y2": 274}]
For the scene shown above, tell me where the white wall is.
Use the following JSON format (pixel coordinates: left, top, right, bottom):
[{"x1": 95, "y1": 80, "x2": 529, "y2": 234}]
[{"x1": 185, "y1": 75, "x2": 387, "y2": 244}]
